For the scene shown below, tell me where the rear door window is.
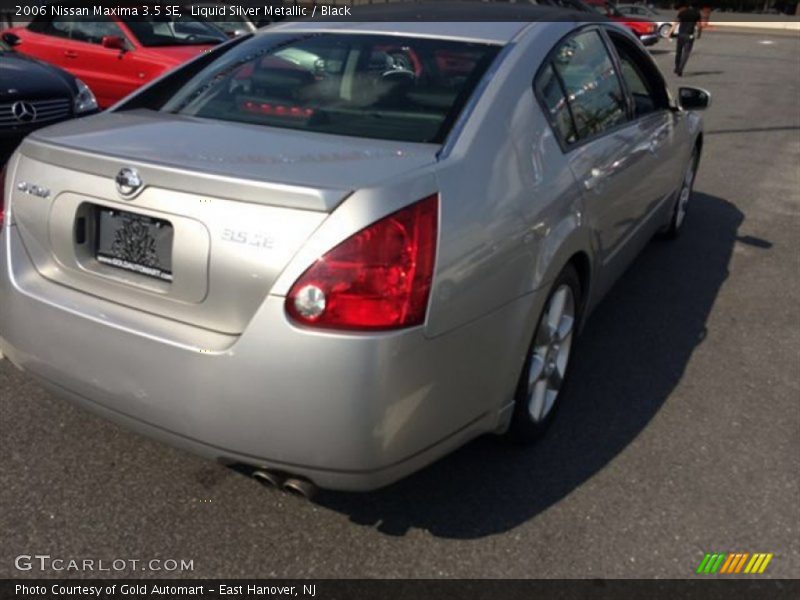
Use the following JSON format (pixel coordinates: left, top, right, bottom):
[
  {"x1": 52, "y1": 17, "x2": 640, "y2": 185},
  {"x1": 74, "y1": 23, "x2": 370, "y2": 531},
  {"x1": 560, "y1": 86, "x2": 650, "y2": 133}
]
[
  {"x1": 549, "y1": 30, "x2": 627, "y2": 141},
  {"x1": 534, "y1": 63, "x2": 578, "y2": 144}
]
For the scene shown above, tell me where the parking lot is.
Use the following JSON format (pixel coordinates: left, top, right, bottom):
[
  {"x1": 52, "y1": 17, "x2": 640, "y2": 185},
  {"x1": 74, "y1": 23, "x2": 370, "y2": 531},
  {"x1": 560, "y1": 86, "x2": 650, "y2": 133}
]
[{"x1": 1, "y1": 28, "x2": 798, "y2": 579}]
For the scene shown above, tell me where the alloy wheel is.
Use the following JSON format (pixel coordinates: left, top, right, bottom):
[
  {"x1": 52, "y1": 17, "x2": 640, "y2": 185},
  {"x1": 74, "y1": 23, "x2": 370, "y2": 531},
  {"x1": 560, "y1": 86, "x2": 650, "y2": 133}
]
[
  {"x1": 525, "y1": 284, "x2": 576, "y2": 423},
  {"x1": 675, "y1": 155, "x2": 697, "y2": 230}
]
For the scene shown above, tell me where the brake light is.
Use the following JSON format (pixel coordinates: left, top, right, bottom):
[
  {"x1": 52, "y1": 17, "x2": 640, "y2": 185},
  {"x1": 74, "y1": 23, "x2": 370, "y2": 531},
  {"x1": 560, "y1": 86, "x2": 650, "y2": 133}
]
[
  {"x1": 286, "y1": 194, "x2": 438, "y2": 331},
  {"x1": 242, "y1": 101, "x2": 314, "y2": 119}
]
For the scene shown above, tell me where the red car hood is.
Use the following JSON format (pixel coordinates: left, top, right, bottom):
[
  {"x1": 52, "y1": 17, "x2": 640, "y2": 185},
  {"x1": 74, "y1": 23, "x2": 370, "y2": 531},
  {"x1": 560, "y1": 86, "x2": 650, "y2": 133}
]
[
  {"x1": 612, "y1": 16, "x2": 655, "y2": 33},
  {"x1": 135, "y1": 44, "x2": 215, "y2": 66}
]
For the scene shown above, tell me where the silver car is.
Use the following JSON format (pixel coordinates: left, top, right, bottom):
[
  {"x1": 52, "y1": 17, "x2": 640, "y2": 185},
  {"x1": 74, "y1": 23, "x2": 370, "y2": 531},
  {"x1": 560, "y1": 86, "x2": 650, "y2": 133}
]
[{"x1": 0, "y1": 8, "x2": 709, "y2": 493}]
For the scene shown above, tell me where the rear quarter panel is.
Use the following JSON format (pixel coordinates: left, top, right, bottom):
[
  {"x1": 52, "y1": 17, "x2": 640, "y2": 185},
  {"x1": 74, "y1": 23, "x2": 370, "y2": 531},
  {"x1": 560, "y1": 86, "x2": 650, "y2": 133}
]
[{"x1": 426, "y1": 22, "x2": 593, "y2": 340}]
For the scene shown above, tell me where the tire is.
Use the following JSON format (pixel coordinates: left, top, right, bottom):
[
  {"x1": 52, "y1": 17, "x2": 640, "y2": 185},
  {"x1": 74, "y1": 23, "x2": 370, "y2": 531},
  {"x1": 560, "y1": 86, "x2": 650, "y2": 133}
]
[
  {"x1": 663, "y1": 149, "x2": 700, "y2": 239},
  {"x1": 506, "y1": 265, "x2": 582, "y2": 443},
  {"x1": 659, "y1": 23, "x2": 672, "y2": 39}
]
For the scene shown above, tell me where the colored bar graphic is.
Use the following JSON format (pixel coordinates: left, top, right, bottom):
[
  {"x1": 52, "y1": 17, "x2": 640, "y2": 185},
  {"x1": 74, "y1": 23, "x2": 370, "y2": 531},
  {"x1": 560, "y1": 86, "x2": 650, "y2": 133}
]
[
  {"x1": 720, "y1": 553, "x2": 737, "y2": 573},
  {"x1": 735, "y1": 553, "x2": 749, "y2": 573},
  {"x1": 698, "y1": 552, "x2": 774, "y2": 575},
  {"x1": 722, "y1": 553, "x2": 740, "y2": 574},
  {"x1": 758, "y1": 554, "x2": 773, "y2": 573},
  {"x1": 710, "y1": 554, "x2": 726, "y2": 573},
  {"x1": 745, "y1": 554, "x2": 763, "y2": 573},
  {"x1": 696, "y1": 554, "x2": 711, "y2": 574},
  {"x1": 705, "y1": 553, "x2": 720, "y2": 574}
]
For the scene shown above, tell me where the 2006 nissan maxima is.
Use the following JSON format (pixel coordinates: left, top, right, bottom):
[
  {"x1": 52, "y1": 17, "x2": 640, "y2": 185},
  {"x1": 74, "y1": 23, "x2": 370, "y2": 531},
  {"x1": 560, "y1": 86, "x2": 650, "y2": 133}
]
[{"x1": 0, "y1": 7, "x2": 709, "y2": 493}]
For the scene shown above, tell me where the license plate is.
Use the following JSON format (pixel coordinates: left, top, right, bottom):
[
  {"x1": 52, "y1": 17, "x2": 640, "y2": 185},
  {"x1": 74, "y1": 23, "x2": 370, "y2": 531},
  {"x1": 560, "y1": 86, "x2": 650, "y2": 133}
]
[{"x1": 95, "y1": 208, "x2": 173, "y2": 282}]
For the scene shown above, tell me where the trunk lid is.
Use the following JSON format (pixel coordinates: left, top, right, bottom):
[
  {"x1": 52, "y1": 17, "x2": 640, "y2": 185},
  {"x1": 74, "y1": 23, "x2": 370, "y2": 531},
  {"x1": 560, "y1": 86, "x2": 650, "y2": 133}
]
[
  {"x1": 11, "y1": 110, "x2": 438, "y2": 334},
  {"x1": 27, "y1": 109, "x2": 439, "y2": 205}
]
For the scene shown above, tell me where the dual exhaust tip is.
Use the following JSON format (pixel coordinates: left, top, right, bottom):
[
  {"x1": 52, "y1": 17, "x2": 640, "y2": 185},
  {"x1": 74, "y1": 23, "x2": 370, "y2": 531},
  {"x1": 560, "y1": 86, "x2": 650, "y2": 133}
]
[{"x1": 252, "y1": 469, "x2": 317, "y2": 499}]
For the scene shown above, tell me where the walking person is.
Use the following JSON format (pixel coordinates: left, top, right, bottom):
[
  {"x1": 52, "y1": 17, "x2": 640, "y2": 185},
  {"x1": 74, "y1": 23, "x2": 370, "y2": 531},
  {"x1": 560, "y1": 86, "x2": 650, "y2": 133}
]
[{"x1": 669, "y1": 2, "x2": 702, "y2": 77}]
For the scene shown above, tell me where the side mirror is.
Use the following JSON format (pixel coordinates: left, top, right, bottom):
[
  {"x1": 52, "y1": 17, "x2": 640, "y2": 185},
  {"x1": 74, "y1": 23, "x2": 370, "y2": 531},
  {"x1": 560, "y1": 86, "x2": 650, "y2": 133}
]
[
  {"x1": 678, "y1": 86, "x2": 711, "y2": 110},
  {"x1": 101, "y1": 35, "x2": 126, "y2": 51},
  {"x1": 1, "y1": 32, "x2": 21, "y2": 47}
]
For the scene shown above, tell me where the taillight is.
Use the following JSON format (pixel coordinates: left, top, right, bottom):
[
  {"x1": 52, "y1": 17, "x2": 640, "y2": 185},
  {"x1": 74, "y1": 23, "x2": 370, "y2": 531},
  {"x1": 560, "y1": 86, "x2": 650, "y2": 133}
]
[{"x1": 286, "y1": 194, "x2": 438, "y2": 331}]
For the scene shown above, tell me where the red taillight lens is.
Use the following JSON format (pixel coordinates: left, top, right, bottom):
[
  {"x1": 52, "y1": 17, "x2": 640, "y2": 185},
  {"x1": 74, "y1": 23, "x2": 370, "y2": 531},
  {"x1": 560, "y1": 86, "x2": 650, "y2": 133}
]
[{"x1": 286, "y1": 194, "x2": 438, "y2": 331}]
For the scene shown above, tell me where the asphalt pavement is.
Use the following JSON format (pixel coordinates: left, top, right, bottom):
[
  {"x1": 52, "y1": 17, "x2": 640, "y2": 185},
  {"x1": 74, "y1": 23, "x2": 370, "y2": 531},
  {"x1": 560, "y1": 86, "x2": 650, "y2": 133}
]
[{"x1": 1, "y1": 29, "x2": 798, "y2": 579}]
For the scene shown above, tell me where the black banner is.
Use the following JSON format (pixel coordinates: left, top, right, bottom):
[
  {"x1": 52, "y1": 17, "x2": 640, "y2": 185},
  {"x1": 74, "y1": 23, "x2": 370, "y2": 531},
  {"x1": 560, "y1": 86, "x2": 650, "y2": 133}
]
[
  {"x1": 3, "y1": 580, "x2": 800, "y2": 600},
  {"x1": 0, "y1": 1, "x2": 798, "y2": 24}
]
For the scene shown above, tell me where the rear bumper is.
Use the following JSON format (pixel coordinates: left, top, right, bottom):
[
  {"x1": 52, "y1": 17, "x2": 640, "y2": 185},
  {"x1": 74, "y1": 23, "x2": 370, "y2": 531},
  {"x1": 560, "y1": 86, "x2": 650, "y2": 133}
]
[{"x1": 0, "y1": 225, "x2": 532, "y2": 490}]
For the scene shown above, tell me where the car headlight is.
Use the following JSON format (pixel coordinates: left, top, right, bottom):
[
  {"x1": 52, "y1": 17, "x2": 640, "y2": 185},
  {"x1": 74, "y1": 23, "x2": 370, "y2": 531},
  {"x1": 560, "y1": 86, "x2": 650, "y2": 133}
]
[{"x1": 74, "y1": 79, "x2": 98, "y2": 114}]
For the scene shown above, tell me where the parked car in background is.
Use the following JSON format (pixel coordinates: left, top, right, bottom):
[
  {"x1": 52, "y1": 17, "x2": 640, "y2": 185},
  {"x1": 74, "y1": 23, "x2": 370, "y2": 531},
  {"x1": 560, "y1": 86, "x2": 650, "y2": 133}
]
[
  {"x1": 584, "y1": 0, "x2": 660, "y2": 45},
  {"x1": 4, "y1": 12, "x2": 227, "y2": 108},
  {"x1": 0, "y1": 4, "x2": 709, "y2": 493},
  {"x1": 617, "y1": 4, "x2": 672, "y2": 38},
  {"x1": 190, "y1": 3, "x2": 258, "y2": 37},
  {"x1": 0, "y1": 32, "x2": 98, "y2": 163}
]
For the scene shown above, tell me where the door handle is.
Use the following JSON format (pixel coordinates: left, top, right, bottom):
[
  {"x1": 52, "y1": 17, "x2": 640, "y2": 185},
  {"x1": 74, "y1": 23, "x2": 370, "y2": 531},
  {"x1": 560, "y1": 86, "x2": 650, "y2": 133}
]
[
  {"x1": 648, "y1": 127, "x2": 670, "y2": 155},
  {"x1": 648, "y1": 137, "x2": 664, "y2": 155},
  {"x1": 64, "y1": 50, "x2": 78, "y2": 59},
  {"x1": 584, "y1": 156, "x2": 628, "y2": 191},
  {"x1": 583, "y1": 167, "x2": 607, "y2": 191}
]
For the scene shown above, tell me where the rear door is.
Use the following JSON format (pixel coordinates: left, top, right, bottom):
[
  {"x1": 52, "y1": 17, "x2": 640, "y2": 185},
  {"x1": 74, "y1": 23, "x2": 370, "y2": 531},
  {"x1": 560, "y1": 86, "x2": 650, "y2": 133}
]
[{"x1": 535, "y1": 28, "x2": 658, "y2": 276}]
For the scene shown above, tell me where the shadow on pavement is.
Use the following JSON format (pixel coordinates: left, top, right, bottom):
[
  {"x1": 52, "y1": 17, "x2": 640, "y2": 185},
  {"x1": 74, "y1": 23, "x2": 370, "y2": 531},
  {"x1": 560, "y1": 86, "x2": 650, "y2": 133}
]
[
  {"x1": 706, "y1": 125, "x2": 800, "y2": 136},
  {"x1": 313, "y1": 192, "x2": 750, "y2": 539},
  {"x1": 681, "y1": 70, "x2": 725, "y2": 77}
]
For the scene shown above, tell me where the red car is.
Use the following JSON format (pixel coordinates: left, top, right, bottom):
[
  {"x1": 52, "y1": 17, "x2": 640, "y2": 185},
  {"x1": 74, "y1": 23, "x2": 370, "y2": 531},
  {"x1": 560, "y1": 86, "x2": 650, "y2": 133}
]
[
  {"x1": 584, "y1": 0, "x2": 660, "y2": 46},
  {"x1": 5, "y1": 13, "x2": 226, "y2": 108}
]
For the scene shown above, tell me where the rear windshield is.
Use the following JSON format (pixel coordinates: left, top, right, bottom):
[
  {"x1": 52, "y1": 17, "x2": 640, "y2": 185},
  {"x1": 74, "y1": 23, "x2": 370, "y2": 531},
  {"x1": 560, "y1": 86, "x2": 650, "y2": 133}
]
[{"x1": 161, "y1": 33, "x2": 502, "y2": 144}]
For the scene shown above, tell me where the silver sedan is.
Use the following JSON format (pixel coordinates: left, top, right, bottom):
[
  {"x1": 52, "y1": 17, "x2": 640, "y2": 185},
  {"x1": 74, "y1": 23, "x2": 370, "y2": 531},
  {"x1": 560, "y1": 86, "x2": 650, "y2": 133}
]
[{"x1": 0, "y1": 8, "x2": 709, "y2": 493}]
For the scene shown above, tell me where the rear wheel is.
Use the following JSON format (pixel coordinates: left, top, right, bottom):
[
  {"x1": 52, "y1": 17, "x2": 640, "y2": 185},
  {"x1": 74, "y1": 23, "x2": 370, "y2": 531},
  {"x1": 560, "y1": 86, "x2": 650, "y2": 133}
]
[
  {"x1": 664, "y1": 149, "x2": 699, "y2": 239},
  {"x1": 659, "y1": 23, "x2": 672, "y2": 38},
  {"x1": 507, "y1": 265, "x2": 581, "y2": 442}
]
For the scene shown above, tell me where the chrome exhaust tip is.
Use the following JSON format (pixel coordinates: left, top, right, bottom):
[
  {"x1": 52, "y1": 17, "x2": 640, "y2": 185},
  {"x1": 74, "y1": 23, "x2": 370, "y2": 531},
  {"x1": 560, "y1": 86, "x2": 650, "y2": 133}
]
[
  {"x1": 282, "y1": 477, "x2": 317, "y2": 499},
  {"x1": 252, "y1": 469, "x2": 284, "y2": 488}
]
